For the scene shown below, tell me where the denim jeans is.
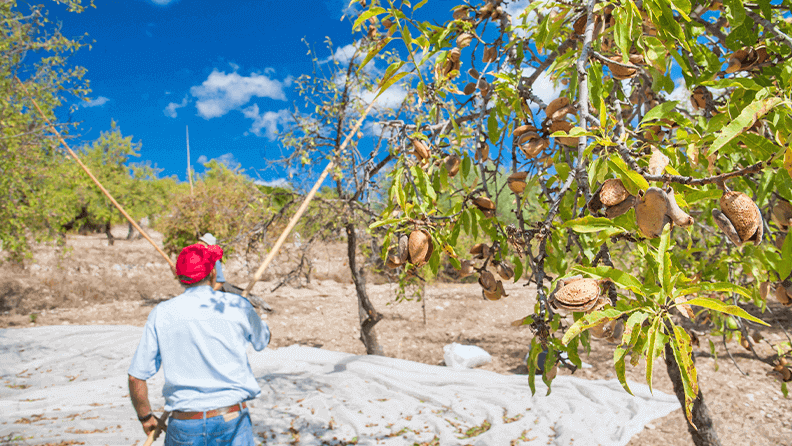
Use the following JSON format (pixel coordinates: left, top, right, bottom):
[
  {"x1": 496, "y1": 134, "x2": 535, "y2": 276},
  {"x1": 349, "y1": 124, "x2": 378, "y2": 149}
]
[{"x1": 164, "y1": 408, "x2": 254, "y2": 446}]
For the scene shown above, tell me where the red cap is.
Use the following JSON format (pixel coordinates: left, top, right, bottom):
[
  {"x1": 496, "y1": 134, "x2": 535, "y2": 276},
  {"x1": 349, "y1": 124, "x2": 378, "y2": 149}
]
[{"x1": 176, "y1": 243, "x2": 223, "y2": 284}]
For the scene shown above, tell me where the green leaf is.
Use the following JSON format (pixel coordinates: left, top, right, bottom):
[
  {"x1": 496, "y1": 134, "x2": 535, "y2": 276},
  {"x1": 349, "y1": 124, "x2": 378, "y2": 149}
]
[
  {"x1": 675, "y1": 281, "x2": 753, "y2": 300},
  {"x1": 608, "y1": 157, "x2": 649, "y2": 195},
  {"x1": 357, "y1": 37, "x2": 392, "y2": 74},
  {"x1": 562, "y1": 215, "x2": 628, "y2": 234},
  {"x1": 779, "y1": 226, "x2": 792, "y2": 279},
  {"x1": 642, "y1": 101, "x2": 679, "y2": 123},
  {"x1": 645, "y1": 315, "x2": 661, "y2": 393},
  {"x1": 685, "y1": 297, "x2": 769, "y2": 326},
  {"x1": 487, "y1": 112, "x2": 500, "y2": 143},
  {"x1": 668, "y1": 321, "x2": 697, "y2": 426},
  {"x1": 352, "y1": 7, "x2": 387, "y2": 31},
  {"x1": 369, "y1": 217, "x2": 402, "y2": 229},
  {"x1": 622, "y1": 311, "x2": 650, "y2": 345},
  {"x1": 707, "y1": 97, "x2": 784, "y2": 156},
  {"x1": 657, "y1": 225, "x2": 671, "y2": 297},
  {"x1": 572, "y1": 265, "x2": 644, "y2": 295},
  {"x1": 562, "y1": 308, "x2": 624, "y2": 345},
  {"x1": 375, "y1": 72, "x2": 409, "y2": 102},
  {"x1": 614, "y1": 346, "x2": 633, "y2": 395},
  {"x1": 527, "y1": 339, "x2": 541, "y2": 395},
  {"x1": 512, "y1": 255, "x2": 523, "y2": 282}
]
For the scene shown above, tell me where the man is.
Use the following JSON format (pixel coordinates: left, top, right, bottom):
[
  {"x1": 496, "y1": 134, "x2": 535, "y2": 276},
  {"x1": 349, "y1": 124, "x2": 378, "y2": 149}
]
[
  {"x1": 128, "y1": 243, "x2": 270, "y2": 445},
  {"x1": 198, "y1": 233, "x2": 225, "y2": 291}
]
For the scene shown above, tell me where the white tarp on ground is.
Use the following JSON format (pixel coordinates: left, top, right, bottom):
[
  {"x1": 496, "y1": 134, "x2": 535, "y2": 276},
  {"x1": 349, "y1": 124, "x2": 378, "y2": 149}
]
[{"x1": 0, "y1": 326, "x2": 680, "y2": 445}]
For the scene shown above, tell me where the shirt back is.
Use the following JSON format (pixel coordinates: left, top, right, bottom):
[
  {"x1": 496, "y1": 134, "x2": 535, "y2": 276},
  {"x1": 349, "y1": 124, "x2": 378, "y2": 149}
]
[{"x1": 129, "y1": 286, "x2": 270, "y2": 411}]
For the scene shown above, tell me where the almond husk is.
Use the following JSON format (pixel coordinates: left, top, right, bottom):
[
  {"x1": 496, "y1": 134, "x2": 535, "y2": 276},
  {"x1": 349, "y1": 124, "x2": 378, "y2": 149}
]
[
  {"x1": 549, "y1": 120, "x2": 577, "y2": 147},
  {"x1": 607, "y1": 55, "x2": 642, "y2": 80},
  {"x1": 408, "y1": 229, "x2": 431, "y2": 267},
  {"x1": 599, "y1": 178, "x2": 630, "y2": 207},
  {"x1": 495, "y1": 262, "x2": 514, "y2": 281},
  {"x1": 507, "y1": 171, "x2": 529, "y2": 194},
  {"x1": 470, "y1": 243, "x2": 490, "y2": 259},
  {"x1": 665, "y1": 187, "x2": 694, "y2": 228},
  {"x1": 720, "y1": 191, "x2": 761, "y2": 243},
  {"x1": 456, "y1": 32, "x2": 474, "y2": 48},
  {"x1": 444, "y1": 155, "x2": 461, "y2": 177},
  {"x1": 460, "y1": 259, "x2": 474, "y2": 277},
  {"x1": 479, "y1": 270, "x2": 497, "y2": 292},
  {"x1": 463, "y1": 82, "x2": 477, "y2": 95},
  {"x1": 545, "y1": 97, "x2": 570, "y2": 120},
  {"x1": 473, "y1": 196, "x2": 496, "y2": 210},
  {"x1": 775, "y1": 284, "x2": 791, "y2": 306},
  {"x1": 513, "y1": 124, "x2": 536, "y2": 138},
  {"x1": 772, "y1": 201, "x2": 792, "y2": 228},
  {"x1": 521, "y1": 138, "x2": 549, "y2": 158},
  {"x1": 553, "y1": 278, "x2": 601, "y2": 311},
  {"x1": 482, "y1": 46, "x2": 498, "y2": 63},
  {"x1": 635, "y1": 187, "x2": 671, "y2": 238},
  {"x1": 412, "y1": 139, "x2": 430, "y2": 161}
]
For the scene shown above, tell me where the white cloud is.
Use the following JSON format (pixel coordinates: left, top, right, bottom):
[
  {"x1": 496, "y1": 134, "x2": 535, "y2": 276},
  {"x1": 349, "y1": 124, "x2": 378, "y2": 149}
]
[
  {"x1": 197, "y1": 155, "x2": 208, "y2": 164},
  {"x1": 163, "y1": 95, "x2": 189, "y2": 118},
  {"x1": 322, "y1": 43, "x2": 360, "y2": 65},
  {"x1": 82, "y1": 96, "x2": 109, "y2": 108},
  {"x1": 522, "y1": 69, "x2": 564, "y2": 111},
  {"x1": 242, "y1": 104, "x2": 291, "y2": 140},
  {"x1": 149, "y1": 0, "x2": 177, "y2": 5},
  {"x1": 190, "y1": 70, "x2": 291, "y2": 119},
  {"x1": 255, "y1": 178, "x2": 290, "y2": 188},
  {"x1": 215, "y1": 153, "x2": 241, "y2": 171},
  {"x1": 357, "y1": 84, "x2": 408, "y2": 111}
]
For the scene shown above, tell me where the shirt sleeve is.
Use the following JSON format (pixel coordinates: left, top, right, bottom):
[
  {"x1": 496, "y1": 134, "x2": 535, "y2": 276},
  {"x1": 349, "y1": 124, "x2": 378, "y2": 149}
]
[
  {"x1": 215, "y1": 260, "x2": 225, "y2": 283},
  {"x1": 128, "y1": 307, "x2": 162, "y2": 380},
  {"x1": 246, "y1": 306, "x2": 270, "y2": 352}
]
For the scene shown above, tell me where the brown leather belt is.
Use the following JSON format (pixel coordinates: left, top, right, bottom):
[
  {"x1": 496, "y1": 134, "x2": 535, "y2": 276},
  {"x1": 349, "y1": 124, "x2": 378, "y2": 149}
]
[{"x1": 171, "y1": 402, "x2": 246, "y2": 420}]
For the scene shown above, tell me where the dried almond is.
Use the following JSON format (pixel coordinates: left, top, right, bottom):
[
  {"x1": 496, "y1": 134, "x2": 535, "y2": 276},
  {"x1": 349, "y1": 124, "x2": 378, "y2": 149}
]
[
  {"x1": 411, "y1": 139, "x2": 430, "y2": 161},
  {"x1": 664, "y1": 187, "x2": 694, "y2": 228},
  {"x1": 545, "y1": 97, "x2": 570, "y2": 120},
  {"x1": 635, "y1": 187, "x2": 671, "y2": 238},
  {"x1": 513, "y1": 124, "x2": 536, "y2": 138},
  {"x1": 507, "y1": 171, "x2": 529, "y2": 194},
  {"x1": 460, "y1": 259, "x2": 474, "y2": 277},
  {"x1": 473, "y1": 196, "x2": 496, "y2": 210},
  {"x1": 599, "y1": 179, "x2": 630, "y2": 207},
  {"x1": 719, "y1": 190, "x2": 763, "y2": 245},
  {"x1": 408, "y1": 229, "x2": 431, "y2": 267},
  {"x1": 482, "y1": 46, "x2": 498, "y2": 63},
  {"x1": 479, "y1": 270, "x2": 497, "y2": 292},
  {"x1": 495, "y1": 262, "x2": 514, "y2": 281},
  {"x1": 463, "y1": 82, "x2": 477, "y2": 95},
  {"x1": 457, "y1": 33, "x2": 474, "y2": 48},
  {"x1": 772, "y1": 201, "x2": 792, "y2": 228},
  {"x1": 445, "y1": 155, "x2": 461, "y2": 177},
  {"x1": 552, "y1": 278, "x2": 601, "y2": 312}
]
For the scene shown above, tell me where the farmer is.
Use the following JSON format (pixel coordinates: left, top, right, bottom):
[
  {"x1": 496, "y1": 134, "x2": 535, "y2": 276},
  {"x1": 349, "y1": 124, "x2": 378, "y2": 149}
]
[
  {"x1": 198, "y1": 233, "x2": 225, "y2": 291},
  {"x1": 128, "y1": 243, "x2": 270, "y2": 445}
]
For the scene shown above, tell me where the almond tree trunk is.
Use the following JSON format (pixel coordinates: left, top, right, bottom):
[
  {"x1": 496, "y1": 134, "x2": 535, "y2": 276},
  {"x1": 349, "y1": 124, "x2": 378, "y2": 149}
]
[
  {"x1": 664, "y1": 343, "x2": 721, "y2": 446},
  {"x1": 104, "y1": 217, "x2": 114, "y2": 246},
  {"x1": 346, "y1": 222, "x2": 384, "y2": 355}
]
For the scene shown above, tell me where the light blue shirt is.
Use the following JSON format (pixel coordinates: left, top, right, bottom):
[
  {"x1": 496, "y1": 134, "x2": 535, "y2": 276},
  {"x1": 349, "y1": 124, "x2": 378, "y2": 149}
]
[
  {"x1": 128, "y1": 286, "x2": 270, "y2": 411},
  {"x1": 214, "y1": 260, "x2": 225, "y2": 283}
]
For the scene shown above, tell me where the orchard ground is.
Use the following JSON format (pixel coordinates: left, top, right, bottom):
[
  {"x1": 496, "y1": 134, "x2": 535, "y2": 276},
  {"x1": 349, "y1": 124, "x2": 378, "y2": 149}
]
[{"x1": 1, "y1": 228, "x2": 791, "y2": 446}]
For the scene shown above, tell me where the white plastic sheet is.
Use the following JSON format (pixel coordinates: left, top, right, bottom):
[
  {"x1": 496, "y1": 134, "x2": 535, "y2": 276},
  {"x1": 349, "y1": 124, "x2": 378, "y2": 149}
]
[{"x1": 0, "y1": 326, "x2": 680, "y2": 445}]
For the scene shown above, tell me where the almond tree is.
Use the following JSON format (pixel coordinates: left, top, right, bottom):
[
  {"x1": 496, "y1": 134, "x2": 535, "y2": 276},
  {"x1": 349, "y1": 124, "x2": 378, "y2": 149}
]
[
  {"x1": 276, "y1": 38, "x2": 416, "y2": 355},
  {"x1": 360, "y1": 1, "x2": 792, "y2": 444}
]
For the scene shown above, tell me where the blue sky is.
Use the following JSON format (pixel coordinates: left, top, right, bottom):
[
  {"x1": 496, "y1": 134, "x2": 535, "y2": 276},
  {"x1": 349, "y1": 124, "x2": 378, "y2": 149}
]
[{"x1": 46, "y1": 0, "x2": 451, "y2": 187}]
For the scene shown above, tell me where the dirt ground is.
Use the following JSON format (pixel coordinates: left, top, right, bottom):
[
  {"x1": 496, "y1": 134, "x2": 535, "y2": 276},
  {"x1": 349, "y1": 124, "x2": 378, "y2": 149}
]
[{"x1": 2, "y1": 229, "x2": 791, "y2": 445}]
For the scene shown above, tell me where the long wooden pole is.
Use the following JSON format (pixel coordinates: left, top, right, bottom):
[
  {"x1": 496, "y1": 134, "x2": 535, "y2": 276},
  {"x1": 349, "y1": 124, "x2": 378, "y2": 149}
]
[
  {"x1": 15, "y1": 76, "x2": 176, "y2": 270},
  {"x1": 242, "y1": 98, "x2": 378, "y2": 297},
  {"x1": 186, "y1": 125, "x2": 193, "y2": 195}
]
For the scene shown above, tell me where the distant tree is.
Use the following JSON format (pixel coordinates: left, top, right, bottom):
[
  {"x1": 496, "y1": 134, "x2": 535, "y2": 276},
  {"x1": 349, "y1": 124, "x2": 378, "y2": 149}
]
[{"x1": 0, "y1": 0, "x2": 91, "y2": 262}]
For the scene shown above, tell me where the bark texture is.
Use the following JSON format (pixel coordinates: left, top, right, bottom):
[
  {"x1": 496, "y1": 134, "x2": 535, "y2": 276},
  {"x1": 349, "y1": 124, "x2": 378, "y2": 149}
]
[
  {"x1": 664, "y1": 342, "x2": 722, "y2": 446},
  {"x1": 346, "y1": 223, "x2": 384, "y2": 355}
]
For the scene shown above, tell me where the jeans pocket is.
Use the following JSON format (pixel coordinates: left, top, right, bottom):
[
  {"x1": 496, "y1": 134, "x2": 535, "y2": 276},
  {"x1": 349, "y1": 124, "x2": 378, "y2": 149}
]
[
  {"x1": 165, "y1": 419, "x2": 204, "y2": 446},
  {"x1": 209, "y1": 411, "x2": 253, "y2": 446}
]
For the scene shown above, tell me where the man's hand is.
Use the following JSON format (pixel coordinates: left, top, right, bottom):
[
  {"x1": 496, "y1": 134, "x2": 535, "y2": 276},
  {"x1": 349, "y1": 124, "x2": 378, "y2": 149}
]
[{"x1": 141, "y1": 414, "x2": 159, "y2": 435}]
